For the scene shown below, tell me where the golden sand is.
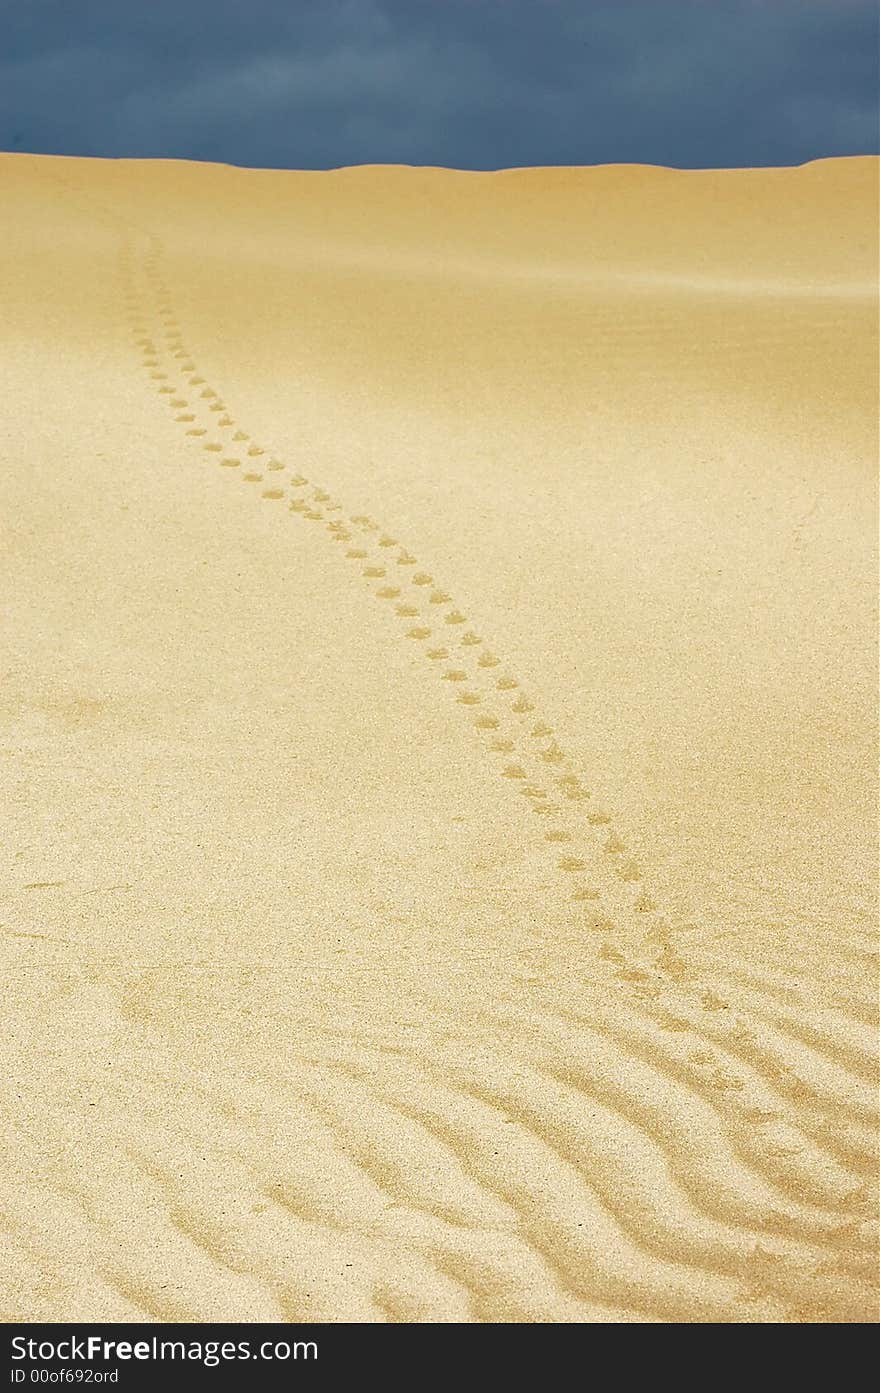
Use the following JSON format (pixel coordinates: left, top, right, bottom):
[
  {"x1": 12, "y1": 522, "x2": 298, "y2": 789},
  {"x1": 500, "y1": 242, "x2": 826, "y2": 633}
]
[{"x1": 0, "y1": 153, "x2": 877, "y2": 1323}]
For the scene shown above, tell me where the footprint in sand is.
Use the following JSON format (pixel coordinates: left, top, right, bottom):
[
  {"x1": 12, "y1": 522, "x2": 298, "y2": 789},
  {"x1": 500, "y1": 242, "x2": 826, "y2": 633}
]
[{"x1": 617, "y1": 859, "x2": 642, "y2": 882}]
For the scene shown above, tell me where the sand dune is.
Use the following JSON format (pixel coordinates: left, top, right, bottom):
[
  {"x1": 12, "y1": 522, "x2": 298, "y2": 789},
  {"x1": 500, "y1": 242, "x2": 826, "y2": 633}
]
[{"x1": 0, "y1": 153, "x2": 877, "y2": 1323}]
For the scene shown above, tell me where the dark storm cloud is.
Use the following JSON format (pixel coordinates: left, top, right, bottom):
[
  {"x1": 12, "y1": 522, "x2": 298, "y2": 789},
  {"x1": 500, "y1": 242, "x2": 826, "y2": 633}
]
[{"x1": 0, "y1": 0, "x2": 876, "y2": 169}]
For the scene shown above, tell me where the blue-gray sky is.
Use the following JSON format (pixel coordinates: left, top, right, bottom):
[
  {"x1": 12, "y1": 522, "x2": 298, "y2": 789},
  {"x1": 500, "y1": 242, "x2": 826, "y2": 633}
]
[{"x1": 1, "y1": 0, "x2": 877, "y2": 170}]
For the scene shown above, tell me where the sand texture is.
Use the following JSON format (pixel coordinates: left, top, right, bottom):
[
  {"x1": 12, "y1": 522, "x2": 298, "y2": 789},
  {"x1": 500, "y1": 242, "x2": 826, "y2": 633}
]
[{"x1": 0, "y1": 153, "x2": 877, "y2": 1323}]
